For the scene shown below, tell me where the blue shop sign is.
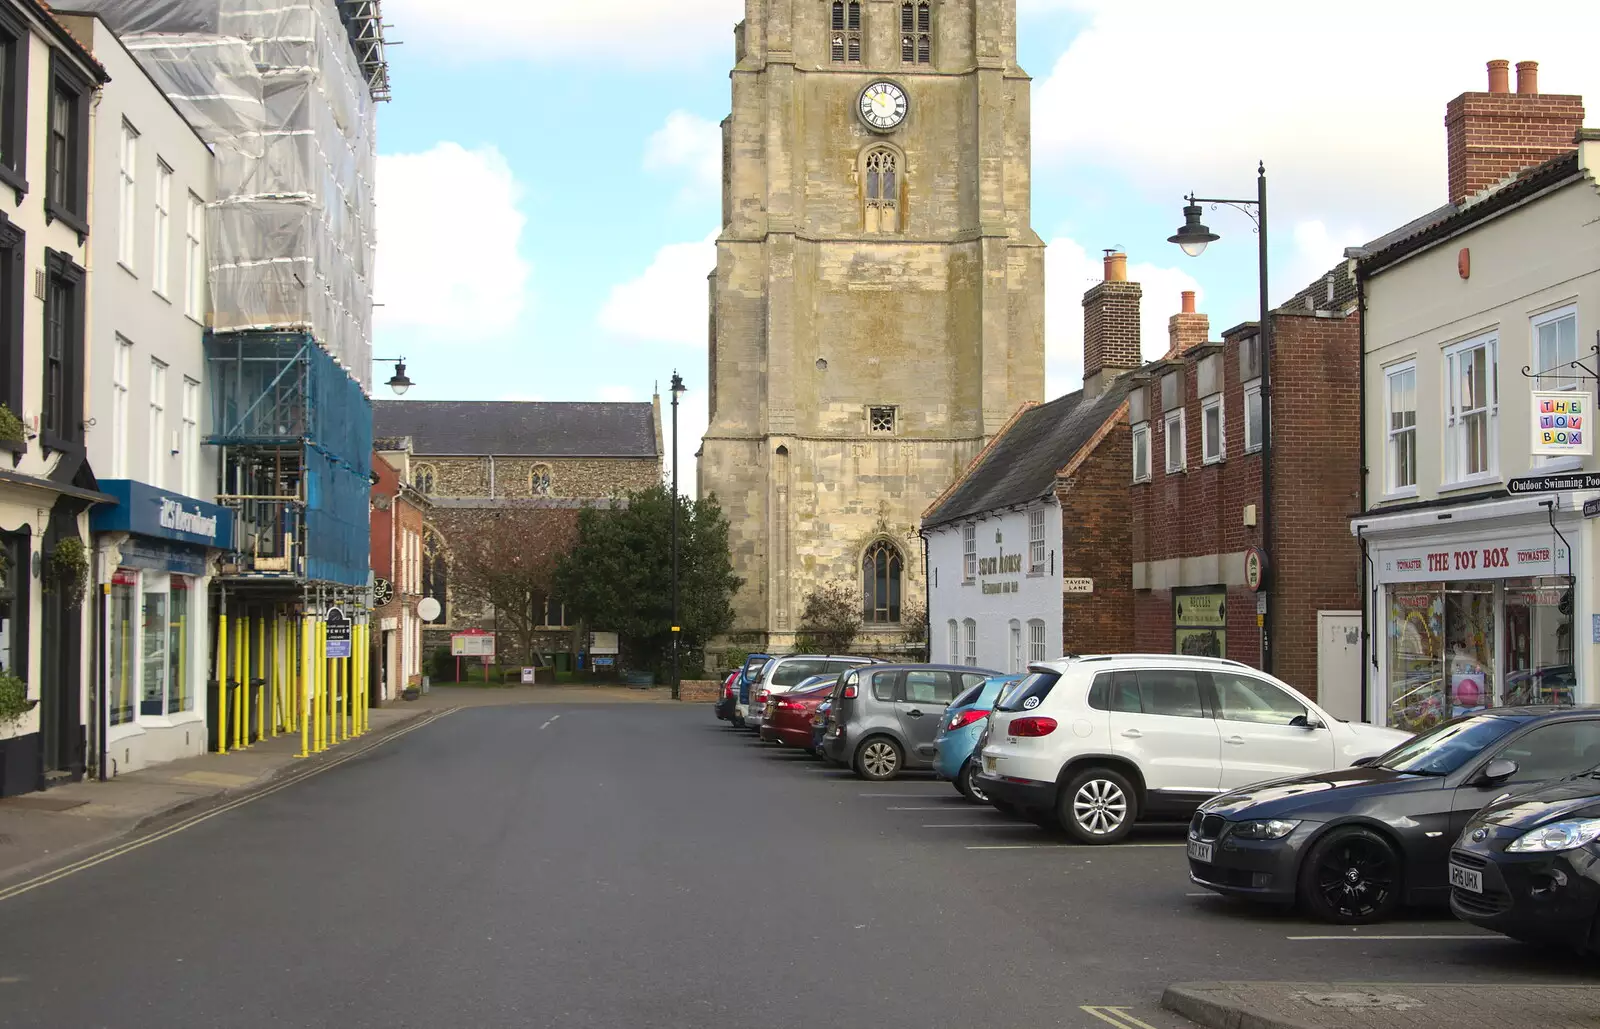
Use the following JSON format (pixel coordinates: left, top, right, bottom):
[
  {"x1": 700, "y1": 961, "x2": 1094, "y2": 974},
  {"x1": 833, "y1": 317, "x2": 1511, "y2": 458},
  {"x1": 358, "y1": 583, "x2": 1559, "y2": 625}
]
[{"x1": 91, "y1": 480, "x2": 235, "y2": 550}]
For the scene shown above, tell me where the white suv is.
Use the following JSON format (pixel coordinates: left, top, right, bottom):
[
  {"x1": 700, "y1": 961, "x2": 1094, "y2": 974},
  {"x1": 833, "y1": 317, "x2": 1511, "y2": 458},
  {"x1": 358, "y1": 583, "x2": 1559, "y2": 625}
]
[{"x1": 975, "y1": 654, "x2": 1411, "y2": 844}]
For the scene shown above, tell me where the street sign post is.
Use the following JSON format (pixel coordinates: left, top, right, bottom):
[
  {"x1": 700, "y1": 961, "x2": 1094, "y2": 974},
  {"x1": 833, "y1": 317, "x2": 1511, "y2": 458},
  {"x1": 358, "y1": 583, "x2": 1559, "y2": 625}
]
[{"x1": 325, "y1": 606, "x2": 352, "y2": 659}]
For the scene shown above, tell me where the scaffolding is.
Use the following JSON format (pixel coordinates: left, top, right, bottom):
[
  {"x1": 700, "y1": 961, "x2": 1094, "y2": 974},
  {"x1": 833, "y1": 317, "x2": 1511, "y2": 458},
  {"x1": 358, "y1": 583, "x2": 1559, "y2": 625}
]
[{"x1": 336, "y1": 0, "x2": 392, "y2": 103}]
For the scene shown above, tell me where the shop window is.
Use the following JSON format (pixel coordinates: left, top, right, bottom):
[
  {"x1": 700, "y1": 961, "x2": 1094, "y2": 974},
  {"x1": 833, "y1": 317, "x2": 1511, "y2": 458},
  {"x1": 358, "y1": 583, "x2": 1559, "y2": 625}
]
[
  {"x1": 108, "y1": 570, "x2": 136, "y2": 726},
  {"x1": 1385, "y1": 581, "x2": 1496, "y2": 733},
  {"x1": 1385, "y1": 362, "x2": 1417, "y2": 494},
  {"x1": 1164, "y1": 408, "x2": 1186, "y2": 473},
  {"x1": 1504, "y1": 578, "x2": 1573, "y2": 707},
  {"x1": 1174, "y1": 588, "x2": 1225, "y2": 657},
  {"x1": 1444, "y1": 333, "x2": 1497, "y2": 485},
  {"x1": 1202, "y1": 394, "x2": 1224, "y2": 464},
  {"x1": 1028, "y1": 507, "x2": 1046, "y2": 574},
  {"x1": 168, "y1": 577, "x2": 191, "y2": 713},
  {"x1": 140, "y1": 584, "x2": 167, "y2": 716}
]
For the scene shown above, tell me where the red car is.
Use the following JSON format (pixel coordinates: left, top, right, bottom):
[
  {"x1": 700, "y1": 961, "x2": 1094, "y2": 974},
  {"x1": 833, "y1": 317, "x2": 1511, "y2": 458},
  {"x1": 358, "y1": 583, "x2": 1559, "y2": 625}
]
[{"x1": 758, "y1": 677, "x2": 837, "y2": 751}]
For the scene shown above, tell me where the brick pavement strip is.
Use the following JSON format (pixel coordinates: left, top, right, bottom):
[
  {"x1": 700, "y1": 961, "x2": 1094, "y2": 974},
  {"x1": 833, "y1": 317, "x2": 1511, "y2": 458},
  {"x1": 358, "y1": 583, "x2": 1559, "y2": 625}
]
[{"x1": 1162, "y1": 981, "x2": 1600, "y2": 1029}]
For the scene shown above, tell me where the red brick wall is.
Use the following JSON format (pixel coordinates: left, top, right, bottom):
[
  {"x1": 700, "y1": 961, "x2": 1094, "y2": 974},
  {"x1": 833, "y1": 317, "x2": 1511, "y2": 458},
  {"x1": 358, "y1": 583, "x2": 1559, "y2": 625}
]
[
  {"x1": 1445, "y1": 88, "x2": 1583, "y2": 204},
  {"x1": 1083, "y1": 280, "x2": 1143, "y2": 381},
  {"x1": 1269, "y1": 312, "x2": 1363, "y2": 697},
  {"x1": 1058, "y1": 421, "x2": 1134, "y2": 655},
  {"x1": 1128, "y1": 310, "x2": 1362, "y2": 700}
]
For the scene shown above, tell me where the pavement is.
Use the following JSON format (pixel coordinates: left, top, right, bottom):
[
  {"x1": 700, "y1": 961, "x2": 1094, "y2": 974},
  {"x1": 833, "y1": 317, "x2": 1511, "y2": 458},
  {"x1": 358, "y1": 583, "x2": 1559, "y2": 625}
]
[
  {"x1": 0, "y1": 684, "x2": 672, "y2": 890},
  {"x1": 1163, "y1": 981, "x2": 1600, "y2": 1029},
  {"x1": 1, "y1": 703, "x2": 1598, "y2": 1028}
]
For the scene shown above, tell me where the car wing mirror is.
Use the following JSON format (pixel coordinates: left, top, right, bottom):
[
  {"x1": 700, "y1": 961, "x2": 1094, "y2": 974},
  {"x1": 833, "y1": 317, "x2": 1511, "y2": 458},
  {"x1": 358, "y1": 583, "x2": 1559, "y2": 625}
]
[
  {"x1": 1290, "y1": 714, "x2": 1326, "y2": 730},
  {"x1": 1477, "y1": 758, "x2": 1519, "y2": 786}
]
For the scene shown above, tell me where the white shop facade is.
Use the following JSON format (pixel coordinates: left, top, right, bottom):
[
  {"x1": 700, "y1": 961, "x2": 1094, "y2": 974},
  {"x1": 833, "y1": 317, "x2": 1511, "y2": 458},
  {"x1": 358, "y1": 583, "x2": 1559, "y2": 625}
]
[{"x1": 1354, "y1": 492, "x2": 1594, "y2": 733}]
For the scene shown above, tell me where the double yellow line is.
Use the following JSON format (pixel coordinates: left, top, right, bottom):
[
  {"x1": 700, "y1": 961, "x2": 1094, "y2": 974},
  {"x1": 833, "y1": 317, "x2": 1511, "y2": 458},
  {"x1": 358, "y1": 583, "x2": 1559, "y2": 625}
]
[
  {"x1": 0, "y1": 708, "x2": 456, "y2": 905},
  {"x1": 1081, "y1": 1006, "x2": 1162, "y2": 1029}
]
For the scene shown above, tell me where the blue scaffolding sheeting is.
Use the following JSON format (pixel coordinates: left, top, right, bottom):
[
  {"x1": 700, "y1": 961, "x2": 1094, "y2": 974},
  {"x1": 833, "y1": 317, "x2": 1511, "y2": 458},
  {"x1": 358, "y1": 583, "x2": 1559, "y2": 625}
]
[{"x1": 206, "y1": 331, "x2": 372, "y2": 587}]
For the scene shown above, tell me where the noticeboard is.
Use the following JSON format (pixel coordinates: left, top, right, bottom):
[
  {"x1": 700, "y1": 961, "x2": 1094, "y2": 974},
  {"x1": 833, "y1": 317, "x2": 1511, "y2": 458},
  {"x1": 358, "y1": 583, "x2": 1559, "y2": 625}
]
[{"x1": 451, "y1": 632, "x2": 496, "y2": 658}]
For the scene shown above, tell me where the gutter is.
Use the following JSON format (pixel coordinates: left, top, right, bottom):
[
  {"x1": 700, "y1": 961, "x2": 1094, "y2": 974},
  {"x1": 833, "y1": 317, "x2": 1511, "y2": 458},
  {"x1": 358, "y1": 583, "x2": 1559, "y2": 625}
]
[{"x1": 1356, "y1": 269, "x2": 1368, "y2": 723}]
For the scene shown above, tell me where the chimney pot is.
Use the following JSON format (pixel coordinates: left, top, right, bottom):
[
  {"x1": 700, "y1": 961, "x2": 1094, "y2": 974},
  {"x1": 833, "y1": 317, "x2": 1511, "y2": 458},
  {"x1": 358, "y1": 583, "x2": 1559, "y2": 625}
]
[
  {"x1": 1487, "y1": 59, "x2": 1510, "y2": 94},
  {"x1": 1103, "y1": 250, "x2": 1127, "y2": 283},
  {"x1": 1180, "y1": 291, "x2": 1196, "y2": 314},
  {"x1": 1516, "y1": 60, "x2": 1538, "y2": 95}
]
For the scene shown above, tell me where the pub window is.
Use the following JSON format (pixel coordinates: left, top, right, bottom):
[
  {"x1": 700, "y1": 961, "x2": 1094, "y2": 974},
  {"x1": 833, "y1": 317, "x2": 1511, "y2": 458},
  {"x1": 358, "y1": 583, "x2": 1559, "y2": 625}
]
[{"x1": 0, "y1": 6, "x2": 29, "y2": 196}]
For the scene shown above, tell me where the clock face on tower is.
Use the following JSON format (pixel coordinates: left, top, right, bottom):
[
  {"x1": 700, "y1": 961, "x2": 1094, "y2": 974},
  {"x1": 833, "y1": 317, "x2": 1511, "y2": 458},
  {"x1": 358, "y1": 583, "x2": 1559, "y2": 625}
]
[{"x1": 858, "y1": 81, "x2": 908, "y2": 132}]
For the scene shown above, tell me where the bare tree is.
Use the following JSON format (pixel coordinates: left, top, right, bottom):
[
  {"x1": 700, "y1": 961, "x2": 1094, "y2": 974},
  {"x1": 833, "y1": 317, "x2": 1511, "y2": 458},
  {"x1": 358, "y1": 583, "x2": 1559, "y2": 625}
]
[{"x1": 438, "y1": 507, "x2": 579, "y2": 667}]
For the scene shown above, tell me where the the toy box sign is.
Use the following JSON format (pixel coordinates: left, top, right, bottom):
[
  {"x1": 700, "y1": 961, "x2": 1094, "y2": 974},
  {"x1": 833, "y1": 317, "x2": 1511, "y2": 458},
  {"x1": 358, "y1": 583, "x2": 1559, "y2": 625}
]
[{"x1": 1532, "y1": 391, "x2": 1593, "y2": 456}]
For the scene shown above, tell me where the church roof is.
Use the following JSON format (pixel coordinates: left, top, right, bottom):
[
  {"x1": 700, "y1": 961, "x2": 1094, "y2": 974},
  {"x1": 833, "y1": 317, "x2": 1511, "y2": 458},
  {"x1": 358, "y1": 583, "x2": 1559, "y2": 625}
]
[
  {"x1": 923, "y1": 378, "x2": 1133, "y2": 529},
  {"x1": 373, "y1": 401, "x2": 659, "y2": 459}
]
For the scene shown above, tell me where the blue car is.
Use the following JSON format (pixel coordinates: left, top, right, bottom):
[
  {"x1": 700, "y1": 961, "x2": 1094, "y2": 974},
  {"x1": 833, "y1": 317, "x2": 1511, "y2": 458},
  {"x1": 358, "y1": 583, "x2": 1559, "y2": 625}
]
[{"x1": 932, "y1": 674, "x2": 1024, "y2": 801}]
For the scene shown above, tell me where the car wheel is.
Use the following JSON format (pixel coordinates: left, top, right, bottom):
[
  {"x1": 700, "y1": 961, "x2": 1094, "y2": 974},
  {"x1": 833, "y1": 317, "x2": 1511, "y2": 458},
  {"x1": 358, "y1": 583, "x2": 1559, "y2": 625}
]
[
  {"x1": 853, "y1": 737, "x2": 903, "y2": 781},
  {"x1": 958, "y1": 761, "x2": 989, "y2": 803},
  {"x1": 1058, "y1": 767, "x2": 1138, "y2": 845},
  {"x1": 1298, "y1": 827, "x2": 1401, "y2": 924}
]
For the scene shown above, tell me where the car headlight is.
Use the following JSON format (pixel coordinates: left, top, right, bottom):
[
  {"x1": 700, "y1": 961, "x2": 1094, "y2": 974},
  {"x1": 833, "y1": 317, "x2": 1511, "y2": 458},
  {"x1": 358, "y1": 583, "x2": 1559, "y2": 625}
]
[
  {"x1": 1506, "y1": 818, "x2": 1600, "y2": 853},
  {"x1": 1230, "y1": 819, "x2": 1300, "y2": 841}
]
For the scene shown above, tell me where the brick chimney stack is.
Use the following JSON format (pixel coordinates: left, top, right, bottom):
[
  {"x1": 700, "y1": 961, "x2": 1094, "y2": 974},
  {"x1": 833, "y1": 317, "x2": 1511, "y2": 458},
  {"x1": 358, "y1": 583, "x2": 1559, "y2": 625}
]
[
  {"x1": 1082, "y1": 250, "x2": 1141, "y2": 398},
  {"x1": 1446, "y1": 59, "x2": 1584, "y2": 205},
  {"x1": 1167, "y1": 290, "x2": 1209, "y2": 356}
]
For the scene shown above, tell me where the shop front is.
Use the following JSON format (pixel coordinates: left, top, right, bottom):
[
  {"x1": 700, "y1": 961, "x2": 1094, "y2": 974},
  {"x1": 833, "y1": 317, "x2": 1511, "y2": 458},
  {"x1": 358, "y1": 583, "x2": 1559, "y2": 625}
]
[
  {"x1": 91, "y1": 481, "x2": 233, "y2": 775},
  {"x1": 1361, "y1": 499, "x2": 1583, "y2": 732}
]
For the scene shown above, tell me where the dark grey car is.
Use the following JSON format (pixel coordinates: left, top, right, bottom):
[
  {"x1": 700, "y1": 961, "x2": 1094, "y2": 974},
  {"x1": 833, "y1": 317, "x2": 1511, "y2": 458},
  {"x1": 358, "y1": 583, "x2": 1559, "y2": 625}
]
[{"x1": 821, "y1": 664, "x2": 1000, "y2": 781}]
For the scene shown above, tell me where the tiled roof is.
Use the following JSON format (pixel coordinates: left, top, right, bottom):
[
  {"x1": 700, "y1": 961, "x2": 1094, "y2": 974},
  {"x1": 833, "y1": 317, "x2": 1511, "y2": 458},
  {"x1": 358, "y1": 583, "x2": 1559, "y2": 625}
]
[
  {"x1": 1357, "y1": 152, "x2": 1583, "y2": 276},
  {"x1": 373, "y1": 401, "x2": 659, "y2": 459},
  {"x1": 1274, "y1": 259, "x2": 1360, "y2": 317},
  {"x1": 923, "y1": 378, "x2": 1132, "y2": 529}
]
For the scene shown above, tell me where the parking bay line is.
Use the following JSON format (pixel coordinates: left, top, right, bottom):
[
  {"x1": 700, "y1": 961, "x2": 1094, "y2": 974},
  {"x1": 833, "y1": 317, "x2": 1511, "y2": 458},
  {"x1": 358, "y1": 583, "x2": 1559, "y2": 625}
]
[
  {"x1": 858, "y1": 792, "x2": 950, "y2": 797},
  {"x1": 965, "y1": 842, "x2": 1188, "y2": 850},
  {"x1": 888, "y1": 805, "x2": 993, "y2": 810},
  {"x1": 1286, "y1": 933, "x2": 1501, "y2": 941}
]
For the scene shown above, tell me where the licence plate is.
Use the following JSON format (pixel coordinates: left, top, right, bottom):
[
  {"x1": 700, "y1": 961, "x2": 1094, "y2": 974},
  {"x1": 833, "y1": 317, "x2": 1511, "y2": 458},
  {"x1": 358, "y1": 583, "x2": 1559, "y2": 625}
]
[
  {"x1": 983, "y1": 755, "x2": 996, "y2": 772},
  {"x1": 1449, "y1": 863, "x2": 1483, "y2": 894},
  {"x1": 1187, "y1": 841, "x2": 1214, "y2": 863}
]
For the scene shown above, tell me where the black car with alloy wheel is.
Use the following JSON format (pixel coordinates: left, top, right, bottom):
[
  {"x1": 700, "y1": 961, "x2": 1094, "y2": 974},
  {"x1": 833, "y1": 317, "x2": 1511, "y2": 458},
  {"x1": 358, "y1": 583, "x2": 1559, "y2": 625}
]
[
  {"x1": 1450, "y1": 772, "x2": 1600, "y2": 952},
  {"x1": 1186, "y1": 706, "x2": 1600, "y2": 924}
]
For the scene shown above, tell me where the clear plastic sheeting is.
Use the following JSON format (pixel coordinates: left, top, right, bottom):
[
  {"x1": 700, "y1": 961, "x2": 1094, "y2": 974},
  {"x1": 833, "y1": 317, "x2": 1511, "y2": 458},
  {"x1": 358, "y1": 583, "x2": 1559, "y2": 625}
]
[{"x1": 73, "y1": 0, "x2": 376, "y2": 391}]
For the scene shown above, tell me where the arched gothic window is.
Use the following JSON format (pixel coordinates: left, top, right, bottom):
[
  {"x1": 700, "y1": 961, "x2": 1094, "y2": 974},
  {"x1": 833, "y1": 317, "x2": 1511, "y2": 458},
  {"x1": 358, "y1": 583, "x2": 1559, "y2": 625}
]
[
  {"x1": 901, "y1": 2, "x2": 930, "y2": 63},
  {"x1": 862, "y1": 539, "x2": 903, "y2": 624},
  {"x1": 831, "y1": 1, "x2": 861, "y2": 63},
  {"x1": 413, "y1": 463, "x2": 437, "y2": 494},
  {"x1": 529, "y1": 463, "x2": 553, "y2": 496},
  {"x1": 864, "y1": 148, "x2": 900, "y2": 234}
]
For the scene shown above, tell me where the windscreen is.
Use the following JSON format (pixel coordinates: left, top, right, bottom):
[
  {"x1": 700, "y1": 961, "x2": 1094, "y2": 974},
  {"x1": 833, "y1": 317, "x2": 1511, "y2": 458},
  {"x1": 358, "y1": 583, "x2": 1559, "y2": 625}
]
[
  {"x1": 1378, "y1": 714, "x2": 1523, "y2": 776},
  {"x1": 995, "y1": 671, "x2": 1062, "y2": 713}
]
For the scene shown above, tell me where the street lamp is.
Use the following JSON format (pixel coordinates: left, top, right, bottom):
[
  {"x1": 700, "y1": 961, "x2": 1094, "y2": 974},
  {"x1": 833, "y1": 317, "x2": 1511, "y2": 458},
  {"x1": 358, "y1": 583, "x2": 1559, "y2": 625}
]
[
  {"x1": 1168, "y1": 161, "x2": 1275, "y2": 674},
  {"x1": 373, "y1": 357, "x2": 413, "y2": 396},
  {"x1": 669, "y1": 371, "x2": 686, "y2": 700}
]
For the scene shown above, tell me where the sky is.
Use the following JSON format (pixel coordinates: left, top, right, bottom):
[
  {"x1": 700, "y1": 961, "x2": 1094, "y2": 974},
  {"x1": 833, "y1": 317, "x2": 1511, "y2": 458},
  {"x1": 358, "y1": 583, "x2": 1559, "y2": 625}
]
[{"x1": 370, "y1": 0, "x2": 1600, "y2": 490}]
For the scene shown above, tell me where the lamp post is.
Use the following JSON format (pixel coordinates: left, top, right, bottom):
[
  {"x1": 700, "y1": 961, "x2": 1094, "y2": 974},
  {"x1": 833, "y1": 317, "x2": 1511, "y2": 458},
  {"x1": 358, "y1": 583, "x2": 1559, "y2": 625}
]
[
  {"x1": 372, "y1": 357, "x2": 413, "y2": 396},
  {"x1": 669, "y1": 372, "x2": 686, "y2": 699},
  {"x1": 1168, "y1": 161, "x2": 1274, "y2": 674}
]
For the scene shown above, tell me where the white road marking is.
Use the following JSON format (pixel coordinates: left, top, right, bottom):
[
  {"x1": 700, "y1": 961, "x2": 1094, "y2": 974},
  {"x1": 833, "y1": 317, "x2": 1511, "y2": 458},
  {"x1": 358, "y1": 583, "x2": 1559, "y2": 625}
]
[
  {"x1": 1184, "y1": 892, "x2": 1214, "y2": 897},
  {"x1": 858, "y1": 792, "x2": 948, "y2": 797},
  {"x1": 1286, "y1": 933, "x2": 1498, "y2": 941},
  {"x1": 922, "y1": 823, "x2": 1023, "y2": 828},
  {"x1": 964, "y1": 842, "x2": 1188, "y2": 850},
  {"x1": 887, "y1": 805, "x2": 987, "y2": 811}
]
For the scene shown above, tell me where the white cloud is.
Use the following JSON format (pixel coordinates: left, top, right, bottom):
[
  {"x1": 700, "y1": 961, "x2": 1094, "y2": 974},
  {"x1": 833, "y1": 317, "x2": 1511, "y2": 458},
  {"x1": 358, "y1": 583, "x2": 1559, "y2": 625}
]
[
  {"x1": 646, "y1": 112, "x2": 722, "y2": 196},
  {"x1": 1034, "y1": 1, "x2": 1600, "y2": 256},
  {"x1": 1044, "y1": 238, "x2": 1201, "y2": 400},
  {"x1": 597, "y1": 233, "x2": 718, "y2": 347},
  {"x1": 381, "y1": 0, "x2": 742, "y2": 61},
  {"x1": 375, "y1": 143, "x2": 531, "y2": 337}
]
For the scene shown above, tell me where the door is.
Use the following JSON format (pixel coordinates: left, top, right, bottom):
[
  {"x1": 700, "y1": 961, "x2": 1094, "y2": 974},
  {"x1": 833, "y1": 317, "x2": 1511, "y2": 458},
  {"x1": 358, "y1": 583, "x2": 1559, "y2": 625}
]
[
  {"x1": 898, "y1": 669, "x2": 956, "y2": 760},
  {"x1": 1209, "y1": 671, "x2": 1337, "y2": 790},
  {"x1": 1108, "y1": 668, "x2": 1221, "y2": 794},
  {"x1": 1317, "y1": 611, "x2": 1363, "y2": 722},
  {"x1": 382, "y1": 629, "x2": 397, "y2": 701}
]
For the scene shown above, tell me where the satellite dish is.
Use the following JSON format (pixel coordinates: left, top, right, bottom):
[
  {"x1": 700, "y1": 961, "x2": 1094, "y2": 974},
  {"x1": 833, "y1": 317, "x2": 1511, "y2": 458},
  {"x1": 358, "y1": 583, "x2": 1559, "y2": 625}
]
[{"x1": 418, "y1": 597, "x2": 442, "y2": 622}]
